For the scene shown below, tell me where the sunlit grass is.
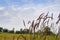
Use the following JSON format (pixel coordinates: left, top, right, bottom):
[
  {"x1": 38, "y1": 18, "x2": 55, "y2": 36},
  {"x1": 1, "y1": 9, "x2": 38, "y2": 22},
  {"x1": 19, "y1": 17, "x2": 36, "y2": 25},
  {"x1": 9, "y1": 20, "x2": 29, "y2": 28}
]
[{"x1": 0, "y1": 33, "x2": 60, "y2": 40}]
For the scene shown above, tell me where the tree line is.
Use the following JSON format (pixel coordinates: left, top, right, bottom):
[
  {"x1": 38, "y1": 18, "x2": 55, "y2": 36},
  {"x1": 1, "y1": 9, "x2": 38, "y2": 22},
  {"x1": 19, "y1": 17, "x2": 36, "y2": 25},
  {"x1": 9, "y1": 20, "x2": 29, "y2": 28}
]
[
  {"x1": 0, "y1": 26, "x2": 56, "y2": 36},
  {"x1": 0, "y1": 27, "x2": 31, "y2": 34}
]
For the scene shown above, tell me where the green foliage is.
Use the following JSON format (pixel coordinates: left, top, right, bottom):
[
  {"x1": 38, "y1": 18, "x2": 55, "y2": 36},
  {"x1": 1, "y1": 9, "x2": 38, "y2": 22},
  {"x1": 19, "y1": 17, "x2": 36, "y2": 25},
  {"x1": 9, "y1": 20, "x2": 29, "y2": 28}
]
[
  {"x1": 9, "y1": 30, "x2": 14, "y2": 33},
  {"x1": 15, "y1": 31, "x2": 20, "y2": 34},
  {"x1": 0, "y1": 27, "x2": 3, "y2": 32},
  {"x1": 3, "y1": 29, "x2": 8, "y2": 33},
  {"x1": 0, "y1": 33, "x2": 59, "y2": 40},
  {"x1": 42, "y1": 26, "x2": 55, "y2": 35},
  {"x1": 8, "y1": 28, "x2": 14, "y2": 34}
]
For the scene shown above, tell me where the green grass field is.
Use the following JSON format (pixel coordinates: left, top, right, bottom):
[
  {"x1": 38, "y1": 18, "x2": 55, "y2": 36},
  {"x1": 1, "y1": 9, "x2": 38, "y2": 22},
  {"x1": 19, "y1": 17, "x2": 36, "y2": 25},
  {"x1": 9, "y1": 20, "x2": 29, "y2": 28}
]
[{"x1": 0, "y1": 33, "x2": 60, "y2": 40}]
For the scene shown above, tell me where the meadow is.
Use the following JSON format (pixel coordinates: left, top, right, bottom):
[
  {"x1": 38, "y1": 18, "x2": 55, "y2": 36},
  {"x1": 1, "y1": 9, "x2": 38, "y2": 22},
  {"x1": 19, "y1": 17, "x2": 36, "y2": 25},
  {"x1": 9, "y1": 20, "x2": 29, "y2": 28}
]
[{"x1": 0, "y1": 33, "x2": 60, "y2": 40}]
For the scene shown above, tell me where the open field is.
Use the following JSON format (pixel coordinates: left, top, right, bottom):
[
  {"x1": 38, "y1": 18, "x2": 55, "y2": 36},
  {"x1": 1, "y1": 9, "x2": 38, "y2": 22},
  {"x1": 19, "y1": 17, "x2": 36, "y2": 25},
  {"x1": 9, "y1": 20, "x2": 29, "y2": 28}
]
[{"x1": 0, "y1": 33, "x2": 60, "y2": 40}]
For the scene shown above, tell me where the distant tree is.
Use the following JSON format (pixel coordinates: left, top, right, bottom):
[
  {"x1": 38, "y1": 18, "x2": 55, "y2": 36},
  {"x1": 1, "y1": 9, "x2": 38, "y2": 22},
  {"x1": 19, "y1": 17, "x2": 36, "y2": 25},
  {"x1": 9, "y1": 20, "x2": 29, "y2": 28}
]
[
  {"x1": 15, "y1": 31, "x2": 20, "y2": 34},
  {"x1": 23, "y1": 29, "x2": 29, "y2": 34},
  {"x1": 0, "y1": 27, "x2": 3, "y2": 32},
  {"x1": 20, "y1": 28, "x2": 23, "y2": 34},
  {"x1": 18, "y1": 28, "x2": 30, "y2": 34},
  {"x1": 26, "y1": 29, "x2": 29, "y2": 33},
  {"x1": 3, "y1": 29, "x2": 8, "y2": 32},
  {"x1": 9, "y1": 30, "x2": 14, "y2": 33},
  {"x1": 43, "y1": 26, "x2": 55, "y2": 35},
  {"x1": 9, "y1": 28, "x2": 15, "y2": 33}
]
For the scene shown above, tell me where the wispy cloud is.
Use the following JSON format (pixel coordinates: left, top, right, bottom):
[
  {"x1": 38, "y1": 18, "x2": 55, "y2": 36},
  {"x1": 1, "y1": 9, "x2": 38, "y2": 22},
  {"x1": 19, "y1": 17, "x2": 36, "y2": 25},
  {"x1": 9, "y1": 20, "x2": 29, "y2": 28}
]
[{"x1": 0, "y1": 0, "x2": 60, "y2": 31}]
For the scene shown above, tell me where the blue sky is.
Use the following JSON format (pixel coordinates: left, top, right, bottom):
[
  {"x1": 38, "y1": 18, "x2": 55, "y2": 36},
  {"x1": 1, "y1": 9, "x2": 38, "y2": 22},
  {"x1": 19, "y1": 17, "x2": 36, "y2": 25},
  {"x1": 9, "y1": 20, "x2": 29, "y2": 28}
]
[
  {"x1": 0, "y1": 0, "x2": 56, "y2": 6},
  {"x1": 0, "y1": 0, "x2": 60, "y2": 33}
]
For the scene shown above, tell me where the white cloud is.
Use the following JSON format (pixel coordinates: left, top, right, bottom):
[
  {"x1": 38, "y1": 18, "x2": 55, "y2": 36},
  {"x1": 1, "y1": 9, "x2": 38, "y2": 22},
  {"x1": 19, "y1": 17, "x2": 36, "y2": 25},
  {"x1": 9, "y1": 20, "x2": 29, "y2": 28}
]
[
  {"x1": 0, "y1": 3, "x2": 60, "y2": 31},
  {"x1": 4, "y1": 12, "x2": 9, "y2": 16},
  {"x1": 0, "y1": 7, "x2": 5, "y2": 10}
]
